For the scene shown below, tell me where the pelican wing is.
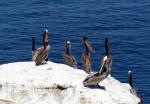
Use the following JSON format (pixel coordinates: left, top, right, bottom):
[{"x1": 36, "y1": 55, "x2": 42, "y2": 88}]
[
  {"x1": 106, "y1": 56, "x2": 112, "y2": 71},
  {"x1": 101, "y1": 56, "x2": 105, "y2": 67},
  {"x1": 32, "y1": 47, "x2": 44, "y2": 61},
  {"x1": 35, "y1": 49, "x2": 49, "y2": 66},
  {"x1": 34, "y1": 45, "x2": 50, "y2": 66},
  {"x1": 100, "y1": 56, "x2": 112, "y2": 74},
  {"x1": 82, "y1": 53, "x2": 91, "y2": 74},
  {"x1": 100, "y1": 61, "x2": 106, "y2": 73},
  {"x1": 63, "y1": 53, "x2": 77, "y2": 68},
  {"x1": 83, "y1": 72, "x2": 107, "y2": 86}
]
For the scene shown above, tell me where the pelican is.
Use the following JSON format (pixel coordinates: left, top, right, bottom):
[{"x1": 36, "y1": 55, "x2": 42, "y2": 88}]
[
  {"x1": 128, "y1": 71, "x2": 137, "y2": 95},
  {"x1": 83, "y1": 38, "x2": 112, "y2": 87},
  {"x1": 100, "y1": 38, "x2": 112, "y2": 75},
  {"x1": 82, "y1": 37, "x2": 94, "y2": 74},
  {"x1": 83, "y1": 56, "x2": 109, "y2": 87},
  {"x1": 32, "y1": 29, "x2": 50, "y2": 66},
  {"x1": 63, "y1": 40, "x2": 77, "y2": 68}
]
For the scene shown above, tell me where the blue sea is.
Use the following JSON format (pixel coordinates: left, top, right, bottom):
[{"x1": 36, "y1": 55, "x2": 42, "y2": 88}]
[{"x1": 0, "y1": 0, "x2": 150, "y2": 103}]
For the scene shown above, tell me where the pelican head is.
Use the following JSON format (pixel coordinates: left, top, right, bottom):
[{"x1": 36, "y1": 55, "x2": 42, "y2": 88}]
[
  {"x1": 43, "y1": 29, "x2": 49, "y2": 47},
  {"x1": 65, "y1": 40, "x2": 70, "y2": 46},
  {"x1": 82, "y1": 37, "x2": 94, "y2": 53},
  {"x1": 32, "y1": 37, "x2": 35, "y2": 51},
  {"x1": 83, "y1": 37, "x2": 88, "y2": 42}
]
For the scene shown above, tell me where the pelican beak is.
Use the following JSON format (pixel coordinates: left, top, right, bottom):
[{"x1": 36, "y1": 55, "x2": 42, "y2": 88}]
[
  {"x1": 128, "y1": 70, "x2": 133, "y2": 88},
  {"x1": 32, "y1": 37, "x2": 35, "y2": 51},
  {"x1": 105, "y1": 38, "x2": 110, "y2": 56},
  {"x1": 85, "y1": 39, "x2": 95, "y2": 53}
]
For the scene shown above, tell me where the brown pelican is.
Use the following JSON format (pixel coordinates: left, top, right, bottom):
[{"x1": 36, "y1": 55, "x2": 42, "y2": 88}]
[
  {"x1": 82, "y1": 37, "x2": 94, "y2": 74},
  {"x1": 32, "y1": 29, "x2": 50, "y2": 66},
  {"x1": 128, "y1": 71, "x2": 137, "y2": 95},
  {"x1": 63, "y1": 40, "x2": 77, "y2": 68},
  {"x1": 83, "y1": 56, "x2": 109, "y2": 87},
  {"x1": 83, "y1": 38, "x2": 112, "y2": 87},
  {"x1": 100, "y1": 38, "x2": 112, "y2": 75}
]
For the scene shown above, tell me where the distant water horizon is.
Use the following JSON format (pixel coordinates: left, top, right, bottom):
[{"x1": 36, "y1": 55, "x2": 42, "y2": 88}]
[{"x1": 0, "y1": 0, "x2": 150, "y2": 103}]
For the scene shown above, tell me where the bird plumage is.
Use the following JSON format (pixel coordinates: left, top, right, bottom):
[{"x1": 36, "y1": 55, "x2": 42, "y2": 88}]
[
  {"x1": 63, "y1": 40, "x2": 77, "y2": 68},
  {"x1": 31, "y1": 29, "x2": 50, "y2": 66},
  {"x1": 83, "y1": 38, "x2": 112, "y2": 87},
  {"x1": 102, "y1": 38, "x2": 112, "y2": 74},
  {"x1": 83, "y1": 59, "x2": 108, "y2": 86},
  {"x1": 82, "y1": 37, "x2": 94, "y2": 74}
]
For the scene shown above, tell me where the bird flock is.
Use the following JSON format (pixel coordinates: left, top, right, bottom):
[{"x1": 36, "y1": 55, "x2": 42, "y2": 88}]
[{"x1": 31, "y1": 29, "x2": 142, "y2": 104}]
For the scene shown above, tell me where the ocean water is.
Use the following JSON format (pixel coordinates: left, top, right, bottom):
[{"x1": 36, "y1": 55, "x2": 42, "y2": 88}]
[{"x1": 0, "y1": 0, "x2": 150, "y2": 103}]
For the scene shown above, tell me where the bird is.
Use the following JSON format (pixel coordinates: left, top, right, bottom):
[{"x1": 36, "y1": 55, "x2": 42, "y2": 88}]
[
  {"x1": 100, "y1": 38, "x2": 112, "y2": 75},
  {"x1": 32, "y1": 29, "x2": 50, "y2": 66},
  {"x1": 82, "y1": 37, "x2": 94, "y2": 74},
  {"x1": 83, "y1": 56, "x2": 109, "y2": 87},
  {"x1": 128, "y1": 70, "x2": 137, "y2": 95},
  {"x1": 63, "y1": 40, "x2": 77, "y2": 68},
  {"x1": 83, "y1": 38, "x2": 112, "y2": 87}
]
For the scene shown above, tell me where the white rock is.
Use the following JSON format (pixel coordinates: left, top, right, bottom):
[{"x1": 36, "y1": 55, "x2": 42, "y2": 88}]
[{"x1": 0, "y1": 61, "x2": 139, "y2": 104}]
